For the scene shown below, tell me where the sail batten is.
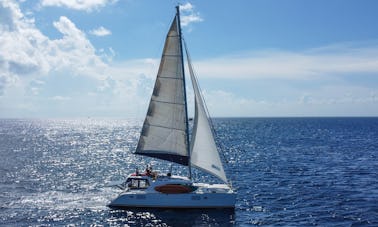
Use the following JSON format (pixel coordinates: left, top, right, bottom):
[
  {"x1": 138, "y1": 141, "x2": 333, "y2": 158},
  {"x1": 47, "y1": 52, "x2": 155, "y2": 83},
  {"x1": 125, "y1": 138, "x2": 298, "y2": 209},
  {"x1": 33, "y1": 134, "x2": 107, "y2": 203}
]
[
  {"x1": 157, "y1": 77, "x2": 182, "y2": 80},
  {"x1": 162, "y1": 54, "x2": 182, "y2": 57},
  {"x1": 144, "y1": 123, "x2": 187, "y2": 132},
  {"x1": 151, "y1": 100, "x2": 185, "y2": 106}
]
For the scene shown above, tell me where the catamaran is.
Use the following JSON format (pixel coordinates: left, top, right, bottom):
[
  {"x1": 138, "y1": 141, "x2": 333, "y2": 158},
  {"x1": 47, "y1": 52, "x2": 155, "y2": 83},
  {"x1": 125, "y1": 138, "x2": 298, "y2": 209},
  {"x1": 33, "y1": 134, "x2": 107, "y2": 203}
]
[{"x1": 109, "y1": 6, "x2": 236, "y2": 209}]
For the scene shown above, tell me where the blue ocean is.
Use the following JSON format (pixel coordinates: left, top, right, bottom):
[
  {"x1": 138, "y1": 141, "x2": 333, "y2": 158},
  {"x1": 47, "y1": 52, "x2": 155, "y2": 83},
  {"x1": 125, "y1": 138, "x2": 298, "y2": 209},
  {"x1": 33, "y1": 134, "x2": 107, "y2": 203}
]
[{"x1": 0, "y1": 118, "x2": 377, "y2": 226}]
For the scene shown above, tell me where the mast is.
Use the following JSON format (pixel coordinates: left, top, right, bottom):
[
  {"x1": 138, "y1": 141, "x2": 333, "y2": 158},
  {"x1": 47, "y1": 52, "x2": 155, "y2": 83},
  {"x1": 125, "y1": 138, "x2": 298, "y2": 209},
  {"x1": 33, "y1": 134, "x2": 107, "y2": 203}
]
[{"x1": 176, "y1": 5, "x2": 192, "y2": 180}]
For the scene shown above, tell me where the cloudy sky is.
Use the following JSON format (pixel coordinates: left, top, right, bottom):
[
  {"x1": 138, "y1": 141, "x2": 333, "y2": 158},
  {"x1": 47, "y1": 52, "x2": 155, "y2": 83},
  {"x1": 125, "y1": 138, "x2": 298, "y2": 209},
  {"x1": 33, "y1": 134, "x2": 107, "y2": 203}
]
[{"x1": 1, "y1": 0, "x2": 378, "y2": 118}]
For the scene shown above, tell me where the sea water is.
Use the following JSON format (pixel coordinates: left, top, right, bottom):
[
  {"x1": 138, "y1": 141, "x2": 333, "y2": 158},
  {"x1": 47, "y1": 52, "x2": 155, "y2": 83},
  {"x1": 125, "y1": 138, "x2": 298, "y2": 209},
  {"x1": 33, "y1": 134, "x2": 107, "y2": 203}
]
[{"x1": 0, "y1": 118, "x2": 377, "y2": 226}]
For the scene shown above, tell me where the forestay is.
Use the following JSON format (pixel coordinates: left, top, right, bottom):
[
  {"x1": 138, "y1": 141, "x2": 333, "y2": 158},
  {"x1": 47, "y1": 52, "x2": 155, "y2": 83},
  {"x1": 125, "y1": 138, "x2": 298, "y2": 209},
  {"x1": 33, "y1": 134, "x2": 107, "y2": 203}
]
[{"x1": 135, "y1": 16, "x2": 189, "y2": 165}]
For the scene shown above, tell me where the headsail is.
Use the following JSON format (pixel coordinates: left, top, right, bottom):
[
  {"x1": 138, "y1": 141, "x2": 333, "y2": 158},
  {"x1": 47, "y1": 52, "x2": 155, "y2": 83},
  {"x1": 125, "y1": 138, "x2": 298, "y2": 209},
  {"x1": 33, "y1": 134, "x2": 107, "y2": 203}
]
[
  {"x1": 184, "y1": 43, "x2": 228, "y2": 183},
  {"x1": 135, "y1": 15, "x2": 189, "y2": 165}
]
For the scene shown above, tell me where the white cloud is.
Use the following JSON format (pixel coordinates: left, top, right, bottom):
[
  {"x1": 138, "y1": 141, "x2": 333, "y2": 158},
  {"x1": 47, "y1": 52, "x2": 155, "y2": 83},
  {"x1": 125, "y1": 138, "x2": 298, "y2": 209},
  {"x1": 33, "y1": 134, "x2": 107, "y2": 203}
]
[
  {"x1": 194, "y1": 44, "x2": 378, "y2": 80},
  {"x1": 296, "y1": 85, "x2": 378, "y2": 106},
  {"x1": 0, "y1": 0, "x2": 164, "y2": 118},
  {"x1": 98, "y1": 47, "x2": 116, "y2": 63},
  {"x1": 40, "y1": 0, "x2": 117, "y2": 11},
  {"x1": 107, "y1": 58, "x2": 159, "y2": 81},
  {"x1": 50, "y1": 95, "x2": 70, "y2": 101},
  {"x1": 0, "y1": 75, "x2": 9, "y2": 95},
  {"x1": 179, "y1": 2, "x2": 203, "y2": 27},
  {"x1": 181, "y1": 14, "x2": 203, "y2": 27},
  {"x1": 50, "y1": 16, "x2": 108, "y2": 78},
  {"x1": 179, "y1": 2, "x2": 194, "y2": 11},
  {"x1": 200, "y1": 86, "x2": 378, "y2": 117},
  {"x1": 0, "y1": 0, "x2": 149, "y2": 118},
  {"x1": 0, "y1": 0, "x2": 23, "y2": 30},
  {"x1": 90, "y1": 26, "x2": 111, "y2": 36},
  {"x1": 0, "y1": 0, "x2": 50, "y2": 93},
  {"x1": 0, "y1": 0, "x2": 108, "y2": 90}
]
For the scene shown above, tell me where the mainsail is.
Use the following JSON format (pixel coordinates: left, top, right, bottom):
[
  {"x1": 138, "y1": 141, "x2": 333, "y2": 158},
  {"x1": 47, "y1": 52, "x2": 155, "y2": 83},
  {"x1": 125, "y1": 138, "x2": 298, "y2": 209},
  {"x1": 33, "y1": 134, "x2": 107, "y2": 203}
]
[
  {"x1": 185, "y1": 44, "x2": 228, "y2": 183},
  {"x1": 135, "y1": 16, "x2": 189, "y2": 165}
]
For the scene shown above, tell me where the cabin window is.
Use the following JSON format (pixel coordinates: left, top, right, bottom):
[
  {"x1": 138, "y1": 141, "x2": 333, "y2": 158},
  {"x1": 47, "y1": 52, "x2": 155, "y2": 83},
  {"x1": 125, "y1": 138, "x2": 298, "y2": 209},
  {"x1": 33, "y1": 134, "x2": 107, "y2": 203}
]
[
  {"x1": 139, "y1": 180, "x2": 148, "y2": 188},
  {"x1": 131, "y1": 179, "x2": 139, "y2": 188},
  {"x1": 127, "y1": 178, "x2": 150, "y2": 189}
]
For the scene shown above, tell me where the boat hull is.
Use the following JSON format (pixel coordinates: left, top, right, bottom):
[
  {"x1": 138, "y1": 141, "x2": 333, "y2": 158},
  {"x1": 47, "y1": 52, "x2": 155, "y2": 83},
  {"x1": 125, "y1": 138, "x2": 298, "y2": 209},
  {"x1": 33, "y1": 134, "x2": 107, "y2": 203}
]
[{"x1": 109, "y1": 191, "x2": 236, "y2": 209}]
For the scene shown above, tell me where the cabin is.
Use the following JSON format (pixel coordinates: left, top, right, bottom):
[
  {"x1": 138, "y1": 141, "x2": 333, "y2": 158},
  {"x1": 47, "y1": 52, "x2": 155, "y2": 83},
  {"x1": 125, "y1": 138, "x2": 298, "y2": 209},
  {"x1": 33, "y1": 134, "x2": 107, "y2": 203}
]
[{"x1": 124, "y1": 176, "x2": 150, "y2": 190}]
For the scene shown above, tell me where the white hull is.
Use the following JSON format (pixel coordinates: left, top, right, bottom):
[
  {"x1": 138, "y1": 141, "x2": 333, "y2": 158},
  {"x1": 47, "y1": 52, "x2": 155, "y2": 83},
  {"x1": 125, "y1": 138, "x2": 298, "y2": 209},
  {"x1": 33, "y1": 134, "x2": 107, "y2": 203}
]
[
  {"x1": 109, "y1": 191, "x2": 236, "y2": 209},
  {"x1": 108, "y1": 175, "x2": 236, "y2": 209}
]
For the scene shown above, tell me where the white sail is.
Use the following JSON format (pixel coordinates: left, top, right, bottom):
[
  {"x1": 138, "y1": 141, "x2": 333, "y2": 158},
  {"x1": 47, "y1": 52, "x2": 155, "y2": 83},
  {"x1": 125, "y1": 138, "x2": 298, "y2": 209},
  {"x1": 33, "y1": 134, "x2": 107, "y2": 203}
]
[
  {"x1": 185, "y1": 45, "x2": 228, "y2": 183},
  {"x1": 135, "y1": 16, "x2": 189, "y2": 165}
]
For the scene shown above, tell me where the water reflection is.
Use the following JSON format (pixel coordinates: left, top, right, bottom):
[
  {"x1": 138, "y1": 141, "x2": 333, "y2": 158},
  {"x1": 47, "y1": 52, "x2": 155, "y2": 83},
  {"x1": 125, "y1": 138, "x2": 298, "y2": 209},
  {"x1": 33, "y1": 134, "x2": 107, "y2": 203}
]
[{"x1": 108, "y1": 208, "x2": 235, "y2": 226}]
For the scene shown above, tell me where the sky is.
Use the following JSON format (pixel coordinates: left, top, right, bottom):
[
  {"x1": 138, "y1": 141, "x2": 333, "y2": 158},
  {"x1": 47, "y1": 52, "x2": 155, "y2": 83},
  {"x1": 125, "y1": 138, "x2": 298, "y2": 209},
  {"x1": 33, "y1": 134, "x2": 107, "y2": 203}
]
[{"x1": 1, "y1": 0, "x2": 378, "y2": 118}]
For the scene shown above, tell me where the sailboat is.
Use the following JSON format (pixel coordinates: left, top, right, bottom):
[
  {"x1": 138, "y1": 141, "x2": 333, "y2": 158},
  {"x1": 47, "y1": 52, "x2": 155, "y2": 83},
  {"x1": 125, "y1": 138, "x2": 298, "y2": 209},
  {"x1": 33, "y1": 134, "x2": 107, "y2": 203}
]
[{"x1": 109, "y1": 6, "x2": 236, "y2": 209}]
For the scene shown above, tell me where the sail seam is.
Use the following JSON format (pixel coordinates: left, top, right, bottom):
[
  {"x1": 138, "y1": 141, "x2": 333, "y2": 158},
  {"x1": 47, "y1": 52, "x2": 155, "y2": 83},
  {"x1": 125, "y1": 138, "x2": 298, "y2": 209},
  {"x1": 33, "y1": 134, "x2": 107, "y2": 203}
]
[
  {"x1": 157, "y1": 76, "x2": 183, "y2": 80},
  {"x1": 151, "y1": 99, "x2": 184, "y2": 105},
  {"x1": 145, "y1": 123, "x2": 186, "y2": 132},
  {"x1": 162, "y1": 54, "x2": 181, "y2": 57}
]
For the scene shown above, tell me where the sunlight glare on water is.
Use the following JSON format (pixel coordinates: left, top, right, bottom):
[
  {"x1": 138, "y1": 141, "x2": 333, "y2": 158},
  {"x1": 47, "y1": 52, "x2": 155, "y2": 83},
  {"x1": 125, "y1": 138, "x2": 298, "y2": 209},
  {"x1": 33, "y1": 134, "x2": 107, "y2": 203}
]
[{"x1": 0, "y1": 118, "x2": 377, "y2": 226}]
